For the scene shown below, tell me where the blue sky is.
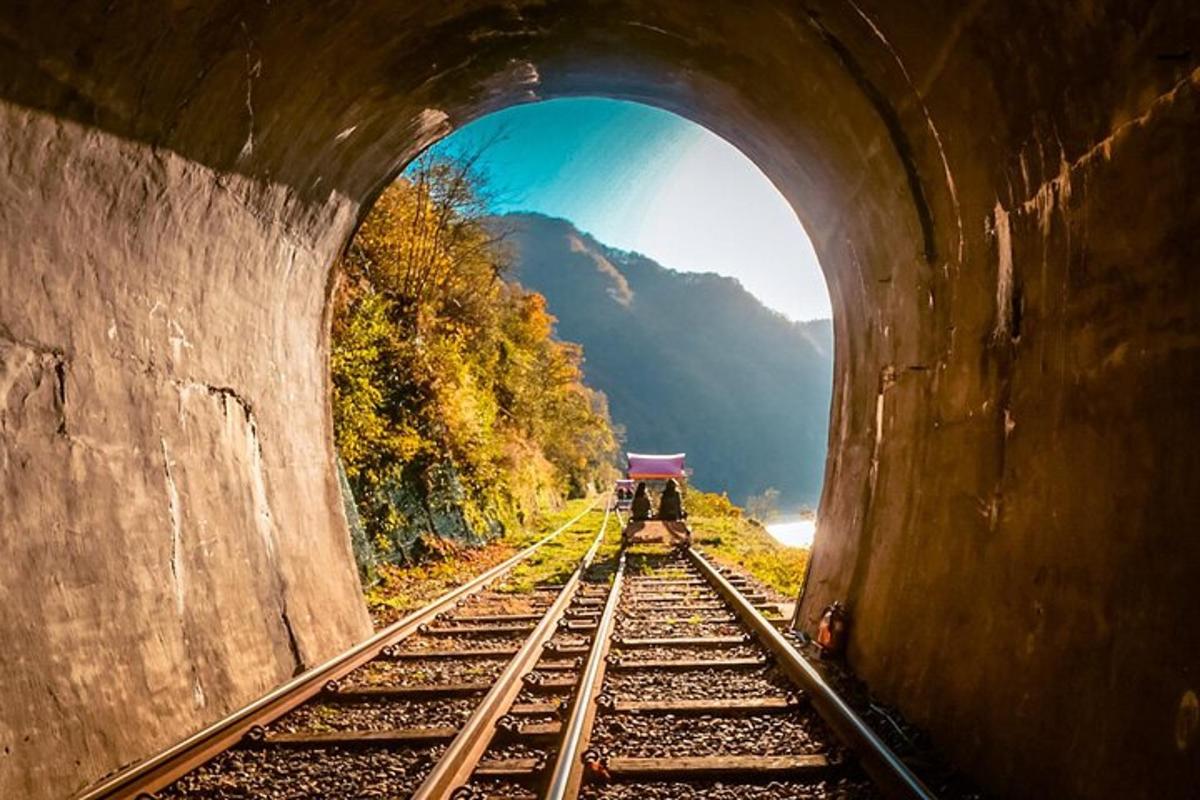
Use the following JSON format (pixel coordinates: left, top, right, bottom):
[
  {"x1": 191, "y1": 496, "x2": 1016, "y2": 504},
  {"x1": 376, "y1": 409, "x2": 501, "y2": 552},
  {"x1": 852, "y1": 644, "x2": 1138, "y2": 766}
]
[{"x1": 421, "y1": 98, "x2": 831, "y2": 322}]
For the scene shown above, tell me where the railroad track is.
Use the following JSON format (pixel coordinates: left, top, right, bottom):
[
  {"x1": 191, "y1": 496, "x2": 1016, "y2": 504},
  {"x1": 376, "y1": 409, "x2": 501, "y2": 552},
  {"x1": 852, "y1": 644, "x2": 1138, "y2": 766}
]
[
  {"x1": 83, "y1": 510, "x2": 936, "y2": 800},
  {"x1": 443, "y1": 544, "x2": 936, "y2": 800},
  {"x1": 78, "y1": 501, "x2": 610, "y2": 800}
]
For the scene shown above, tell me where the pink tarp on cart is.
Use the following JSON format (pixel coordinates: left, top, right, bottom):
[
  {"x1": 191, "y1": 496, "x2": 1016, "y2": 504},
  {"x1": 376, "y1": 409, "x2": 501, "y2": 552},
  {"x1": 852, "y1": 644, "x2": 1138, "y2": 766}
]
[{"x1": 626, "y1": 452, "x2": 686, "y2": 479}]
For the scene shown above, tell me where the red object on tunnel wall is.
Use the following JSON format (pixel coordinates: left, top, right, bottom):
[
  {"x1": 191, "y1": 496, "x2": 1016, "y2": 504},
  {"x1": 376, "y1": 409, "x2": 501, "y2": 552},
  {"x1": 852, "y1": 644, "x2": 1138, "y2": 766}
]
[{"x1": 816, "y1": 601, "x2": 849, "y2": 658}]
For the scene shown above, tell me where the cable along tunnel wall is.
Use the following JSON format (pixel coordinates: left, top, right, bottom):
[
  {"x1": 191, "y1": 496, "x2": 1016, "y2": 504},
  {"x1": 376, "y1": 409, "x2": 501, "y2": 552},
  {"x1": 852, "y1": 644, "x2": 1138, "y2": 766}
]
[{"x1": 1, "y1": 3, "x2": 1199, "y2": 799}]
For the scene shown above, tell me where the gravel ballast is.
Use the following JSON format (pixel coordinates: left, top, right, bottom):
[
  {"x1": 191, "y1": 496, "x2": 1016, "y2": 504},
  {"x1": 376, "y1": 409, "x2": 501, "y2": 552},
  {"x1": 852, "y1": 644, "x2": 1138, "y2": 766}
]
[
  {"x1": 606, "y1": 666, "x2": 792, "y2": 700},
  {"x1": 158, "y1": 744, "x2": 444, "y2": 799},
  {"x1": 394, "y1": 633, "x2": 526, "y2": 652},
  {"x1": 616, "y1": 619, "x2": 744, "y2": 639},
  {"x1": 350, "y1": 656, "x2": 508, "y2": 687},
  {"x1": 592, "y1": 710, "x2": 836, "y2": 757},
  {"x1": 613, "y1": 643, "x2": 762, "y2": 661},
  {"x1": 580, "y1": 778, "x2": 880, "y2": 799},
  {"x1": 269, "y1": 697, "x2": 479, "y2": 733}
]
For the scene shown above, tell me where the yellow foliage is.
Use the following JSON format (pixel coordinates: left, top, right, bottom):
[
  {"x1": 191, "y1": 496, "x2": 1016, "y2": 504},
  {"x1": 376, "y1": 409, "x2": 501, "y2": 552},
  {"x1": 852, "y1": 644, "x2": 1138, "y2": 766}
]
[{"x1": 331, "y1": 154, "x2": 618, "y2": 563}]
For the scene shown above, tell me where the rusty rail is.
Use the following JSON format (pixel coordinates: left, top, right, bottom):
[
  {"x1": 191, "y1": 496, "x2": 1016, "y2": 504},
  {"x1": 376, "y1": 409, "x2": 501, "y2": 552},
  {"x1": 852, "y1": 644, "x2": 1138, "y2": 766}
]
[
  {"x1": 543, "y1": 549, "x2": 627, "y2": 799},
  {"x1": 412, "y1": 506, "x2": 613, "y2": 798},
  {"x1": 686, "y1": 546, "x2": 938, "y2": 800},
  {"x1": 75, "y1": 499, "x2": 603, "y2": 800}
]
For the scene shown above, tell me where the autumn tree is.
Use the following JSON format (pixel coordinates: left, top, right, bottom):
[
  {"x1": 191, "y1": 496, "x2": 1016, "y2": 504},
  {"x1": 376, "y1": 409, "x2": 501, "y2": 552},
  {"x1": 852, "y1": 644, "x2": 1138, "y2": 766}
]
[{"x1": 331, "y1": 152, "x2": 618, "y2": 566}]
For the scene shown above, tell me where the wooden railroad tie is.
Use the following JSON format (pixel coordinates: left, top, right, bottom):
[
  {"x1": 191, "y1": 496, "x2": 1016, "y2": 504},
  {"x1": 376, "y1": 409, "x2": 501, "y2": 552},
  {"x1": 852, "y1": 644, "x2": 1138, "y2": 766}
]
[
  {"x1": 509, "y1": 701, "x2": 562, "y2": 716},
  {"x1": 475, "y1": 757, "x2": 543, "y2": 777},
  {"x1": 425, "y1": 623, "x2": 535, "y2": 636},
  {"x1": 505, "y1": 721, "x2": 561, "y2": 738},
  {"x1": 260, "y1": 727, "x2": 460, "y2": 747},
  {"x1": 326, "y1": 682, "x2": 491, "y2": 699},
  {"x1": 447, "y1": 613, "x2": 544, "y2": 624},
  {"x1": 626, "y1": 602, "x2": 778, "y2": 614},
  {"x1": 614, "y1": 635, "x2": 748, "y2": 649},
  {"x1": 545, "y1": 644, "x2": 590, "y2": 656},
  {"x1": 629, "y1": 593, "x2": 768, "y2": 604},
  {"x1": 522, "y1": 675, "x2": 578, "y2": 692},
  {"x1": 610, "y1": 696, "x2": 802, "y2": 715},
  {"x1": 628, "y1": 578, "x2": 706, "y2": 584},
  {"x1": 562, "y1": 620, "x2": 598, "y2": 632},
  {"x1": 382, "y1": 646, "x2": 519, "y2": 660},
  {"x1": 610, "y1": 656, "x2": 767, "y2": 671},
  {"x1": 621, "y1": 614, "x2": 738, "y2": 624}
]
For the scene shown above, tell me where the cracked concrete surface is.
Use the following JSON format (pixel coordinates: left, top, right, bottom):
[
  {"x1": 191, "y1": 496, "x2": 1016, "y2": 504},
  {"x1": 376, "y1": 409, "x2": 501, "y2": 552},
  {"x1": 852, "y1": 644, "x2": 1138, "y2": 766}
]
[{"x1": 0, "y1": 100, "x2": 369, "y2": 797}]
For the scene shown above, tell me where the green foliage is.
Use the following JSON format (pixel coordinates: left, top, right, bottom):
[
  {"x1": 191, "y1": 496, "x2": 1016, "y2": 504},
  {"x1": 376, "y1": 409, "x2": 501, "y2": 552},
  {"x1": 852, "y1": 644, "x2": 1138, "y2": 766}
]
[
  {"x1": 331, "y1": 156, "x2": 618, "y2": 572},
  {"x1": 500, "y1": 507, "x2": 622, "y2": 594},
  {"x1": 363, "y1": 499, "x2": 596, "y2": 625},
  {"x1": 688, "y1": 490, "x2": 810, "y2": 598}
]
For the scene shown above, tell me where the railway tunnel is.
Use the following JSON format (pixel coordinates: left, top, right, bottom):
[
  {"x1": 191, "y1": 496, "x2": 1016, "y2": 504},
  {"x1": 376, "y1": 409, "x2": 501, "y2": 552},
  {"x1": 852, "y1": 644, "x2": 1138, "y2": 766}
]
[{"x1": 1, "y1": 2, "x2": 1198, "y2": 798}]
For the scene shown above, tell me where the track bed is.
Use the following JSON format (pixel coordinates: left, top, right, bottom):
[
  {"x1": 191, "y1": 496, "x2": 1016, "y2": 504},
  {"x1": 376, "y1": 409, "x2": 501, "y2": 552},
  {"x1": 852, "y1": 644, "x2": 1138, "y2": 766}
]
[{"x1": 94, "y1": 512, "x2": 932, "y2": 800}]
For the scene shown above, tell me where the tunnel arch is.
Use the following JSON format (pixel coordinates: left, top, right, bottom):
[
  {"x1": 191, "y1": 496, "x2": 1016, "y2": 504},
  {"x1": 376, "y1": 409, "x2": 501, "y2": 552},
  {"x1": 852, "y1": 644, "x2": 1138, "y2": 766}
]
[{"x1": 2, "y1": 3, "x2": 1199, "y2": 799}]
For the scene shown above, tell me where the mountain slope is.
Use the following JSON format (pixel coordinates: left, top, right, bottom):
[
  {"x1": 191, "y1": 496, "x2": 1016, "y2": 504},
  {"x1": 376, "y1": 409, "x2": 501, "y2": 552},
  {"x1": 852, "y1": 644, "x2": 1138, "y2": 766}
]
[{"x1": 500, "y1": 213, "x2": 833, "y2": 507}]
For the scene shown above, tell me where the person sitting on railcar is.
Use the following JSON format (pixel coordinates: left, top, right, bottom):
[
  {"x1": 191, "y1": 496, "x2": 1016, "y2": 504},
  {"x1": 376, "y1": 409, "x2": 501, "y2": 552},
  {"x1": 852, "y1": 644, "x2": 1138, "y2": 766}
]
[
  {"x1": 657, "y1": 479, "x2": 686, "y2": 521},
  {"x1": 631, "y1": 482, "x2": 652, "y2": 522}
]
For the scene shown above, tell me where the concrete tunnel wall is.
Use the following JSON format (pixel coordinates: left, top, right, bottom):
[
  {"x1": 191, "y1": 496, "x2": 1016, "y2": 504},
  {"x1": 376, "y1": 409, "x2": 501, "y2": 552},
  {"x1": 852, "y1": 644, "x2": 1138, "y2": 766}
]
[{"x1": 0, "y1": 2, "x2": 1197, "y2": 798}]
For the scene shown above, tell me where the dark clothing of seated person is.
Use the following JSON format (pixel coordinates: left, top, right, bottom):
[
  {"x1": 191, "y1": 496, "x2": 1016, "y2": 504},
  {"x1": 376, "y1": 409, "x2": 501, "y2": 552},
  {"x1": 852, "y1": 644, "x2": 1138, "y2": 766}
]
[
  {"x1": 630, "y1": 483, "x2": 652, "y2": 521},
  {"x1": 658, "y1": 480, "x2": 685, "y2": 521}
]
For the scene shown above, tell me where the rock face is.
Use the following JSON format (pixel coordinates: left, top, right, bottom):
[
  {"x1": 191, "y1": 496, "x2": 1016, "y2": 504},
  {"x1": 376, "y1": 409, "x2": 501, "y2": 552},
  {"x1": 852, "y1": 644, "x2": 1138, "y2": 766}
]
[{"x1": 0, "y1": 3, "x2": 1198, "y2": 798}]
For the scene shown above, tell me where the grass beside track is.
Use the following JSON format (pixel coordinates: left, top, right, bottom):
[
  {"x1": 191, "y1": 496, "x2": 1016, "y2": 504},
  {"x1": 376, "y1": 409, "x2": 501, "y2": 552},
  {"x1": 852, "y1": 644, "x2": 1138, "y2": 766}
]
[
  {"x1": 498, "y1": 506, "x2": 618, "y2": 592},
  {"x1": 687, "y1": 490, "x2": 810, "y2": 599},
  {"x1": 364, "y1": 489, "x2": 806, "y2": 625},
  {"x1": 364, "y1": 498, "x2": 599, "y2": 627}
]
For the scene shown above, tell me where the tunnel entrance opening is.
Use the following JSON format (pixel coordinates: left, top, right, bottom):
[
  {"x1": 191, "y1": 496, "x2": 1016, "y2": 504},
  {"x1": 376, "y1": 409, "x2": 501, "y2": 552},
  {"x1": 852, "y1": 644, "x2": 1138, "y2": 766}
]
[{"x1": 331, "y1": 96, "x2": 836, "y2": 604}]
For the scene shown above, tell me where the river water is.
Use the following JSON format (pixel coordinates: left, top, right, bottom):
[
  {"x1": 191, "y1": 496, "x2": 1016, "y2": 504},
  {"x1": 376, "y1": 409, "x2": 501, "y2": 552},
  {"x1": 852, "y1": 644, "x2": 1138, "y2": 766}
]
[{"x1": 765, "y1": 516, "x2": 817, "y2": 548}]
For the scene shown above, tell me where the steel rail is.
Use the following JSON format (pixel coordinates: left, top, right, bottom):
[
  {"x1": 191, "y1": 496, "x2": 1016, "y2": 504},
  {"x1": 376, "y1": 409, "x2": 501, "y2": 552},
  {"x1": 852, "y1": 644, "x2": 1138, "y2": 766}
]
[
  {"x1": 413, "y1": 506, "x2": 613, "y2": 799},
  {"x1": 686, "y1": 547, "x2": 938, "y2": 800},
  {"x1": 543, "y1": 549, "x2": 627, "y2": 799},
  {"x1": 75, "y1": 499, "x2": 602, "y2": 800}
]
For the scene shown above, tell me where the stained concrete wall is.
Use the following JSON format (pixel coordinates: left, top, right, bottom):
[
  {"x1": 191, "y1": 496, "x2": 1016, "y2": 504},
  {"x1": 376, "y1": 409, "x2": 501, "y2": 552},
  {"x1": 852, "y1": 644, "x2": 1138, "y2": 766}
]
[
  {"x1": 0, "y1": 105, "x2": 374, "y2": 795},
  {"x1": 0, "y1": 2, "x2": 1197, "y2": 798},
  {"x1": 798, "y1": 5, "x2": 1200, "y2": 797}
]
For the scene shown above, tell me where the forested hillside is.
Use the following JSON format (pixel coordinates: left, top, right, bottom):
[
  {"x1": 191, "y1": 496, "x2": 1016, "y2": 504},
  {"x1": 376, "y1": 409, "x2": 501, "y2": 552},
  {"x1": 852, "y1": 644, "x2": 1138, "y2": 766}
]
[
  {"x1": 330, "y1": 160, "x2": 617, "y2": 575},
  {"x1": 501, "y1": 213, "x2": 833, "y2": 508}
]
